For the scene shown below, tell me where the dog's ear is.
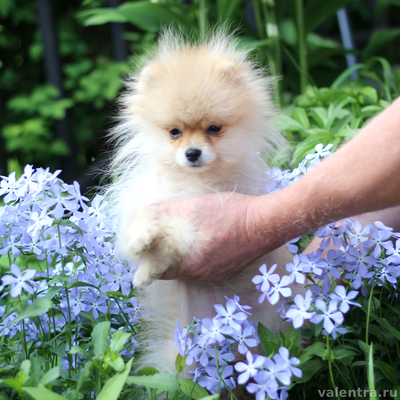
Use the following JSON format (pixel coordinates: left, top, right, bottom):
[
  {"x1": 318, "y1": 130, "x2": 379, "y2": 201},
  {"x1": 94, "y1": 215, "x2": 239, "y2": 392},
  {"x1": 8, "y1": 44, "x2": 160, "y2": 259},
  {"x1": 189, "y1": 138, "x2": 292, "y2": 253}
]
[
  {"x1": 215, "y1": 59, "x2": 242, "y2": 82},
  {"x1": 137, "y1": 64, "x2": 160, "y2": 90}
]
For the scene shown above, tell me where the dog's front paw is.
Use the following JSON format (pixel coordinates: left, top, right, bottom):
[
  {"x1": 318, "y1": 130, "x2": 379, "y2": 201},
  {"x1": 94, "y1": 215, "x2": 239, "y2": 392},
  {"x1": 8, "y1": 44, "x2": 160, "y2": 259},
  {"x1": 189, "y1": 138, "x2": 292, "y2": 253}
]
[
  {"x1": 121, "y1": 206, "x2": 197, "y2": 287},
  {"x1": 120, "y1": 208, "x2": 161, "y2": 258},
  {"x1": 133, "y1": 262, "x2": 164, "y2": 287}
]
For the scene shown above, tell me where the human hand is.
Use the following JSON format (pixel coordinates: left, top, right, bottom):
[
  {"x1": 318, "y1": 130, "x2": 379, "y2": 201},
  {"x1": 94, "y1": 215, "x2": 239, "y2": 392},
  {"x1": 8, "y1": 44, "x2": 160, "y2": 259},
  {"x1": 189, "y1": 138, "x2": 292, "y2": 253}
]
[{"x1": 154, "y1": 192, "x2": 267, "y2": 282}]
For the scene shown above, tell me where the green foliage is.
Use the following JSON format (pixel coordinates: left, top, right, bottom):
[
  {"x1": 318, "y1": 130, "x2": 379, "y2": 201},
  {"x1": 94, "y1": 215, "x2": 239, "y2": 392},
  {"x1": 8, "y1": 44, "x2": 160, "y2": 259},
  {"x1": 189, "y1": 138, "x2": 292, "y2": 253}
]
[
  {"x1": 279, "y1": 56, "x2": 399, "y2": 166},
  {"x1": 1, "y1": 1, "x2": 127, "y2": 173},
  {"x1": 2, "y1": 0, "x2": 400, "y2": 174},
  {"x1": 0, "y1": 318, "x2": 218, "y2": 400},
  {"x1": 281, "y1": 279, "x2": 400, "y2": 399},
  {"x1": 2, "y1": 2, "x2": 400, "y2": 397}
]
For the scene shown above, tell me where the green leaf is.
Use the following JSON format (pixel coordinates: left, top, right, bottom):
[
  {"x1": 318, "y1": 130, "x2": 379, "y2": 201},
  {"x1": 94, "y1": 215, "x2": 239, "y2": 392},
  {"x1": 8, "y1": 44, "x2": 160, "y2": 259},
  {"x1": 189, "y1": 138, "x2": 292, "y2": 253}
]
[
  {"x1": 332, "y1": 349, "x2": 358, "y2": 360},
  {"x1": 69, "y1": 346, "x2": 83, "y2": 355},
  {"x1": 122, "y1": 2, "x2": 189, "y2": 32},
  {"x1": 298, "y1": 342, "x2": 325, "y2": 364},
  {"x1": 50, "y1": 140, "x2": 70, "y2": 157},
  {"x1": 126, "y1": 373, "x2": 179, "y2": 393},
  {"x1": 198, "y1": 396, "x2": 219, "y2": 400},
  {"x1": 298, "y1": 342, "x2": 327, "y2": 362},
  {"x1": 97, "y1": 358, "x2": 133, "y2": 400},
  {"x1": 23, "y1": 385, "x2": 67, "y2": 400},
  {"x1": 137, "y1": 367, "x2": 159, "y2": 376},
  {"x1": 257, "y1": 323, "x2": 279, "y2": 356},
  {"x1": 3, "y1": 378, "x2": 24, "y2": 392},
  {"x1": 217, "y1": 0, "x2": 241, "y2": 21},
  {"x1": 361, "y1": 105, "x2": 382, "y2": 114},
  {"x1": 50, "y1": 344, "x2": 66, "y2": 358},
  {"x1": 358, "y1": 340, "x2": 370, "y2": 356},
  {"x1": 279, "y1": 19, "x2": 297, "y2": 46},
  {"x1": 375, "y1": 0, "x2": 400, "y2": 15},
  {"x1": 370, "y1": 314, "x2": 400, "y2": 341},
  {"x1": 363, "y1": 29, "x2": 400, "y2": 60},
  {"x1": 292, "y1": 107, "x2": 310, "y2": 129},
  {"x1": 309, "y1": 107, "x2": 327, "y2": 128},
  {"x1": 360, "y1": 87, "x2": 378, "y2": 103},
  {"x1": 294, "y1": 359, "x2": 325, "y2": 383},
  {"x1": 79, "y1": 8, "x2": 127, "y2": 26},
  {"x1": 29, "y1": 356, "x2": 41, "y2": 387},
  {"x1": 307, "y1": 32, "x2": 342, "y2": 50},
  {"x1": 325, "y1": 98, "x2": 355, "y2": 131},
  {"x1": 3, "y1": 298, "x2": 52, "y2": 332},
  {"x1": 76, "y1": 361, "x2": 94, "y2": 394},
  {"x1": 109, "y1": 356, "x2": 125, "y2": 373},
  {"x1": 20, "y1": 360, "x2": 31, "y2": 376},
  {"x1": 276, "y1": 115, "x2": 303, "y2": 132},
  {"x1": 304, "y1": 0, "x2": 356, "y2": 32},
  {"x1": 369, "y1": 57, "x2": 396, "y2": 101},
  {"x1": 291, "y1": 130, "x2": 336, "y2": 166},
  {"x1": 67, "y1": 281, "x2": 100, "y2": 292},
  {"x1": 179, "y1": 379, "x2": 209, "y2": 399},
  {"x1": 92, "y1": 321, "x2": 111, "y2": 357},
  {"x1": 57, "y1": 219, "x2": 84, "y2": 234},
  {"x1": 39, "y1": 367, "x2": 60, "y2": 386},
  {"x1": 45, "y1": 286, "x2": 63, "y2": 300},
  {"x1": 79, "y1": 2, "x2": 192, "y2": 32},
  {"x1": 0, "y1": 0, "x2": 14, "y2": 17},
  {"x1": 375, "y1": 361, "x2": 398, "y2": 384},
  {"x1": 175, "y1": 353, "x2": 187, "y2": 374},
  {"x1": 283, "y1": 325, "x2": 301, "y2": 355},
  {"x1": 368, "y1": 343, "x2": 376, "y2": 395},
  {"x1": 331, "y1": 64, "x2": 368, "y2": 88},
  {"x1": 110, "y1": 330, "x2": 131, "y2": 355}
]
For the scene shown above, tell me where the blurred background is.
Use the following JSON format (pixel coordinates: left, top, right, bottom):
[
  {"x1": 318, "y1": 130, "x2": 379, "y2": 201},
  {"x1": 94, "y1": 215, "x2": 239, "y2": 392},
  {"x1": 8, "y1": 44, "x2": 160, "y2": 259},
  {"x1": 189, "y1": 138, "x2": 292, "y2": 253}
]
[{"x1": 1, "y1": 0, "x2": 399, "y2": 191}]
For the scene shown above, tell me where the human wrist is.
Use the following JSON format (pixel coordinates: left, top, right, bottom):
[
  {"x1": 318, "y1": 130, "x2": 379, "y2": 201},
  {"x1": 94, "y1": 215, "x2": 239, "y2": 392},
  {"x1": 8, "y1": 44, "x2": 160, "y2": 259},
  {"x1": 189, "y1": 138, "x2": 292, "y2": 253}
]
[{"x1": 245, "y1": 192, "x2": 286, "y2": 256}]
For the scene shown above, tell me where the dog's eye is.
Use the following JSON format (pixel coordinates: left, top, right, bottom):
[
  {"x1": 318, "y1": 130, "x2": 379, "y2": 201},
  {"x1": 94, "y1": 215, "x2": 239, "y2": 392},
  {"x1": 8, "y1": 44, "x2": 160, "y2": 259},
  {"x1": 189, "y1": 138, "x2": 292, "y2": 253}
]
[
  {"x1": 206, "y1": 125, "x2": 221, "y2": 134},
  {"x1": 169, "y1": 128, "x2": 182, "y2": 137}
]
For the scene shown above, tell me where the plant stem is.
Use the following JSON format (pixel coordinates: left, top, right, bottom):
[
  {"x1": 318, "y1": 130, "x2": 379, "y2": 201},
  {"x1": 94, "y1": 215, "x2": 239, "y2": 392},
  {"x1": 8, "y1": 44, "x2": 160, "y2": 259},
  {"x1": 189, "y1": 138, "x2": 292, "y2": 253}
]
[
  {"x1": 327, "y1": 335, "x2": 340, "y2": 400},
  {"x1": 252, "y1": 0, "x2": 266, "y2": 39},
  {"x1": 350, "y1": 367, "x2": 360, "y2": 400},
  {"x1": 366, "y1": 283, "x2": 374, "y2": 345},
  {"x1": 198, "y1": 0, "x2": 207, "y2": 38},
  {"x1": 295, "y1": 0, "x2": 307, "y2": 93},
  {"x1": 57, "y1": 224, "x2": 73, "y2": 377},
  {"x1": 261, "y1": 0, "x2": 281, "y2": 103},
  {"x1": 21, "y1": 319, "x2": 27, "y2": 360},
  {"x1": 114, "y1": 297, "x2": 137, "y2": 335},
  {"x1": 333, "y1": 361, "x2": 352, "y2": 389}
]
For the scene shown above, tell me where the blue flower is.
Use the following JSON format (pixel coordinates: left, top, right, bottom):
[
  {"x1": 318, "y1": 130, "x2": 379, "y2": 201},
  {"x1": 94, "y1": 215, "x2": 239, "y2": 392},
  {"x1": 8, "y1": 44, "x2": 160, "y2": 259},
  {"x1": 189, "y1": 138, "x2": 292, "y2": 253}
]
[
  {"x1": 1, "y1": 264, "x2": 36, "y2": 297},
  {"x1": 235, "y1": 351, "x2": 267, "y2": 385},
  {"x1": 330, "y1": 285, "x2": 361, "y2": 313},
  {"x1": 246, "y1": 370, "x2": 279, "y2": 400},
  {"x1": 285, "y1": 255, "x2": 305, "y2": 284},
  {"x1": 252, "y1": 264, "x2": 280, "y2": 294},
  {"x1": 214, "y1": 299, "x2": 248, "y2": 331},
  {"x1": 311, "y1": 299, "x2": 344, "y2": 334},
  {"x1": 198, "y1": 364, "x2": 235, "y2": 394},
  {"x1": 267, "y1": 275, "x2": 292, "y2": 306},
  {"x1": 273, "y1": 347, "x2": 302, "y2": 378},
  {"x1": 285, "y1": 290, "x2": 313, "y2": 328}
]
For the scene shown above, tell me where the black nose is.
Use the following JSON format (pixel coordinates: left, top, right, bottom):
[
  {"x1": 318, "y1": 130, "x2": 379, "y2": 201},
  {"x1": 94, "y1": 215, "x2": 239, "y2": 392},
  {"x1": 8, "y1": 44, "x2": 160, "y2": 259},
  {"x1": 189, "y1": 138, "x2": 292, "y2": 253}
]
[{"x1": 185, "y1": 148, "x2": 202, "y2": 163}]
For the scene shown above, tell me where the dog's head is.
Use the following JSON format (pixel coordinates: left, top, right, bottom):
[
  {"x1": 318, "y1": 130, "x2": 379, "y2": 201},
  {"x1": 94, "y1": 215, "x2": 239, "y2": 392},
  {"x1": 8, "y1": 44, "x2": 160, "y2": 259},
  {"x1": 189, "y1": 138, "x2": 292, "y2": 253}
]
[{"x1": 121, "y1": 33, "x2": 280, "y2": 175}]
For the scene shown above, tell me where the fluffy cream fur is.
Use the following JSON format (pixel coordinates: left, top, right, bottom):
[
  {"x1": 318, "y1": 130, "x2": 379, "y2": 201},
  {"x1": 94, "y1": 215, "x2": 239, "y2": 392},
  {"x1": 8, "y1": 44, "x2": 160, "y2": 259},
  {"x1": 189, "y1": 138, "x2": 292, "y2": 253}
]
[{"x1": 106, "y1": 31, "x2": 303, "y2": 373}]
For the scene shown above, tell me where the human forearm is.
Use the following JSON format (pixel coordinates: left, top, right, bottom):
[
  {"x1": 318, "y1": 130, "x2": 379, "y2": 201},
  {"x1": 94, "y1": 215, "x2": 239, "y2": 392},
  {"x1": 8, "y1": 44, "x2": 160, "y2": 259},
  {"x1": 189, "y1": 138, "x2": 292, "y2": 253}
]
[{"x1": 249, "y1": 96, "x2": 400, "y2": 253}]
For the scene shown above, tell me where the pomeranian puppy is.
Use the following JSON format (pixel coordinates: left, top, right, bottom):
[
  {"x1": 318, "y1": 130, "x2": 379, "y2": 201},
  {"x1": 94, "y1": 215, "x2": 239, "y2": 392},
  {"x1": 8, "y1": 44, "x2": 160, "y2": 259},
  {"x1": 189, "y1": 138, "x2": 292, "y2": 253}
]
[{"x1": 107, "y1": 30, "x2": 302, "y2": 372}]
